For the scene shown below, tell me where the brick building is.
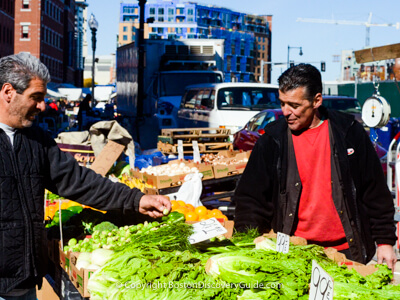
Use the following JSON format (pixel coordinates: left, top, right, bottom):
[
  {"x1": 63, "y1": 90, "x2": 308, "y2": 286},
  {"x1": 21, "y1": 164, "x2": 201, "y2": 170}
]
[
  {"x1": 14, "y1": 0, "x2": 81, "y2": 85},
  {"x1": 0, "y1": 0, "x2": 15, "y2": 58}
]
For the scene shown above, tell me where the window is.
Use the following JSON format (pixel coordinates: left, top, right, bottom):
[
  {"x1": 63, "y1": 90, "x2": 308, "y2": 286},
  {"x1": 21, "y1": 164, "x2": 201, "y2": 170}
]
[
  {"x1": 183, "y1": 90, "x2": 198, "y2": 109},
  {"x1": 123, "y1": 35, "x2": 127, "y2": 41},
  {"x1": 149, "y1": 7, "x2": 155, "y2": 15},
  {"x1": 168, "y1": 8, "x2": 174, "y2": 15},
  {"x1": 123, "y1": 26, "x2": 127, "y2": 32},
  {"x1": 176, "y1": 28, "x2": 182, "y2": 34},
  {"x1": 158, "y1": 16, "x2": 164, "y2": 22},
  {"x1": 187, "y1": 8, "x2": 193, "y2": 15},
  {"x1": 176, "y1": 8, "x2": 184, "y2": 14},
  {"x1": 22, "y1": 0, "x2": 29, "y2": 9},
  {"x1": 158, "y1": 8, "x2": 164, "y2": 15},
  {"x1": 22, "y1": 25, "x2": 29, "y2": 39},
  {"x1": 187, "y1": 17, "x2": 193, "y2": 22},
  {"x1": 198, "y1": 89, "x2": 213, "y2": 110},
  {"x1": 157, "y1": 28, "x2": 163, "y2": 34},
  {"x1": 168, "y1": 16, "x2": 174, "y2": 22}
]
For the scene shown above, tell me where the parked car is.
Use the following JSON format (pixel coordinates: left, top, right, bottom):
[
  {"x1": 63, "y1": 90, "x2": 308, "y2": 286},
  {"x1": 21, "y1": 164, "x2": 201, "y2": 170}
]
[
  {"x1": 233, "y1": 109, "x2": 283, "y2": 151},
  {"x1": 177, "y1": 82, "x2": 280, "y2": 134}
]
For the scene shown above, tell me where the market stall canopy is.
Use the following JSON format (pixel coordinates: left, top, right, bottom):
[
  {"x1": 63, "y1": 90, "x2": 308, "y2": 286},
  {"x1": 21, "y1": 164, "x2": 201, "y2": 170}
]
[
  {"x1": 46, "y1": 88, "x2": 66, "y2": 99},
  {"x1": 58, "y1": 88, "x2": 83, "y2": 102},
  {"x1": 93, "y1": 86, "x2": 114, "y2": 102}
]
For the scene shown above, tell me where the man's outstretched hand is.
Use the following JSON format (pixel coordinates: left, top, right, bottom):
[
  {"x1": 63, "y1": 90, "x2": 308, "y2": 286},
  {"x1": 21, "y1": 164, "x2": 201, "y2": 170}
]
[
  {"x1": 377, "y1": 244, "x2": 397, "y2": 271},
  {"x1": 138, "y1": 195, "x2": 171, "y2": 218}
]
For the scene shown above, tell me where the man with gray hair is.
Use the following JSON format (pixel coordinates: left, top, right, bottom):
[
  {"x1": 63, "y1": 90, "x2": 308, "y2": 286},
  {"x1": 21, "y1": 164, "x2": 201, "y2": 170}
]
[{"x1": 0, "y1": 53, "x2": 171, "y2": 299}]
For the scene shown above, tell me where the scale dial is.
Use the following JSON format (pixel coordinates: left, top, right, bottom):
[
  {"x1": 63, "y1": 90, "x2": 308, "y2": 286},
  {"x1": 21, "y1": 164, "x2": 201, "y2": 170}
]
[{"x1": 361, "y1": 95, "x2": 391, "y2": 128}]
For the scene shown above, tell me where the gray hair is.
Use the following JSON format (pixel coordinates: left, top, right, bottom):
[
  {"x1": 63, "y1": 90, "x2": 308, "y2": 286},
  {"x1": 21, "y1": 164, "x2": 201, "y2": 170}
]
[{"x1": 0, "y1": 52, "x2": 51, "y2": 94}]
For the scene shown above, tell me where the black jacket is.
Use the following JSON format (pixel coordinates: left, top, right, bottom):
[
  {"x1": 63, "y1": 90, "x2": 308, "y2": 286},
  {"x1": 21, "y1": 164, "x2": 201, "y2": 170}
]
[
  {"x1": 234, "y1": 108, "x2": 396, "y2": 263},
  {"x1": 0, "y1": 126, "x2": 143, "y2": 293}
]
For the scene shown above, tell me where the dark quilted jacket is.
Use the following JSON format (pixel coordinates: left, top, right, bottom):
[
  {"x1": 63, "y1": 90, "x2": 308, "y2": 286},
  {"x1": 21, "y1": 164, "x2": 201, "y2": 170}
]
[
  {"x1": 0, "y1": 126, "x2": 143, "y2": 293},
  {"x1": 234, "y1": 108, "x2": 396, "y2": 264}
]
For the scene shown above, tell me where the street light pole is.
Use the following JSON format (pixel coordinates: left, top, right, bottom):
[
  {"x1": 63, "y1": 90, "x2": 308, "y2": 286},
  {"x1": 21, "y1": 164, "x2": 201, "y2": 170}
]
[
  {"x1": 287, "y1": 45, "x2": 303, "y2": 68},
  {"x1": 89, "y1": 14, "x2": 98, "y2": 107}
]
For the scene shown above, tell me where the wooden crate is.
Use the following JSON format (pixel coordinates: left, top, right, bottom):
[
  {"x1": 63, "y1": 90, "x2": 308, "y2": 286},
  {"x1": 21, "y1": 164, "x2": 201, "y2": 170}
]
[
  {"x1": 158, "y1": 141, "x2": 233, "y2": 154},
  {"x1": 158, "y1": 127, "x2": 231, "y2": 144}
]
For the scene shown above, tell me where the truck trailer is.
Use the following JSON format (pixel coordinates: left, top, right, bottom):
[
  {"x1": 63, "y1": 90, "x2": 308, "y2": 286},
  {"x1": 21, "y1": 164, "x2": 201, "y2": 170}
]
[{"x1": 116, "y1": 39, "x2": 225, "y2": 130}]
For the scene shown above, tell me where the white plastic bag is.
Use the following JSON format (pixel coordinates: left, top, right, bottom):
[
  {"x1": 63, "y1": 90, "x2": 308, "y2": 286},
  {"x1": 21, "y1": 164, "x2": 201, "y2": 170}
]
[{"x1": 175, "y1": 172, "x2": 203, "y2": 207}]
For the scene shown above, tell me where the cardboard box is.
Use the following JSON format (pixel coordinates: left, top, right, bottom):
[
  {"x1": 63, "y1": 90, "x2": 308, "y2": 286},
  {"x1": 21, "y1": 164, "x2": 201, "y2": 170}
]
[
  {"x1": 57, "y1": 143, "x2": 95, "y2": 167},
  {"x1": 69, "y1": 252, "x2": 96, "y2": 298},
  {"x1": 58, "y1": 140, "x2": 126, "y2": 176},
  {"x1": 141, "y1": 160, "x2": 214, "y2": 189},
  {"x1": 36, "y1": 277, "x2": 59, "y2": 300},
  {"x1": 131, "y1": 168, "x2": 144, "y2": 181},
  {"x1": 324, "y1": 247, "x2": 378, "y2": 276},
  {"x1": 60, "y1": 247, "x2": 70, "y2": 273},
  {"x1": 90, "y1": 140, "x2": 126, "y2": 176},
  {"x1": 215, "y1": 150, "x2": 242, "y2": 158},
  {"x1": 212, "y1": 151, "x2": 250, "y2": 178},
  {"x1": 194, "y1": 162, "x2": 214, "y2": 180}
]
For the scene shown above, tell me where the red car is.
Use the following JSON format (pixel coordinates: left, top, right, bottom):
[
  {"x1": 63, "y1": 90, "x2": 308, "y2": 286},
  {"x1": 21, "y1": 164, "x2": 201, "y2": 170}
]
[{"x1": 232, "y1": 109, "x2": 283, "y2": 151}]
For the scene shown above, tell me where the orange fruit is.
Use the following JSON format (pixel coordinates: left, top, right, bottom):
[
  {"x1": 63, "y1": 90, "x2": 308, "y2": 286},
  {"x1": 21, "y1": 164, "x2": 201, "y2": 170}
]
[
  {"x1": 175, "y1": 207, "x2": 188, "y2": 215},
  {"x1": 171, "y1": 200, "x2": 179, "y2": 211},
  {"x1": 195, "y1": 206, "x2": 208, "y2": 218},
  {"x1": 210, "y1": 209, "x2": 224, "y2": 218},
  {"x1": 185, "y1": 211, "x2": 198, "y2": 222},
  {"x1": 177, "y1": 200, "x2": 187, "y2": 207},
  {"x1": 185, "y1": 203, "x2": 195, "y2": 211},
  {"x1": 217, "y1": 215, "x2": 228, "y2": 221}
]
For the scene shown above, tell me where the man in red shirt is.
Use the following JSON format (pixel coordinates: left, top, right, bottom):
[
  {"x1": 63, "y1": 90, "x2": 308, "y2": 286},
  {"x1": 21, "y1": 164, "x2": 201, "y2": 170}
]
[{"x1": 234, "y1": 64, "x2": 397, "y2": 269}]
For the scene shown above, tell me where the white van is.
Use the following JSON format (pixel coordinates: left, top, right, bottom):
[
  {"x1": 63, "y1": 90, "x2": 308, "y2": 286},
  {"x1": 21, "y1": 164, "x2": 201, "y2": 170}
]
[{"x1": 177, "y1": 82, "x2": 280, "y2": 134}]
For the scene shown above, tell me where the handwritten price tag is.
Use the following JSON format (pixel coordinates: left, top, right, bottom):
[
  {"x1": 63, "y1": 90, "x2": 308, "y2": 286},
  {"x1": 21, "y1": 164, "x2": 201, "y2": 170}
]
[
  {"x1": 178, "y1": 140, "x2": 184, "y2": 161},
  {"x1": 309, "y1": 260, "x2": 334, "y2": 300},
  {"x1": 192, "y1": 140, "x2": 201, "y2": 163},
  {"x1": 188, "y1": 217, "x2": 227, "y2": 244},
  {"x1": 276, "y1": 232, "x2": 290, "y2": 253}
]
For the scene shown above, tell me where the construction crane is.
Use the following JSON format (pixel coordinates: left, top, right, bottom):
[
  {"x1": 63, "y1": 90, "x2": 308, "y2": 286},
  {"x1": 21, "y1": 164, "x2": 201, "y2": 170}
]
[{"x1": 297, "y1": 12, "x2": 400, "y2": 47}]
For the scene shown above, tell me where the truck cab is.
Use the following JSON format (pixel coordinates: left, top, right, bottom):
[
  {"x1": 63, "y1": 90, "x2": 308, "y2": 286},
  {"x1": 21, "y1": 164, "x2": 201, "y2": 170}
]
[{"x1": 154, "y1": 70, "x2": 224, "y2": 129}]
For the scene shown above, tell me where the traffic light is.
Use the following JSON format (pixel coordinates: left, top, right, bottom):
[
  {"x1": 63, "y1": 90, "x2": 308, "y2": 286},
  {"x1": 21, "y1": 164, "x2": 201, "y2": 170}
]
[{"x1": 321, "y1": 62, "x2": 326, "y2": 72}]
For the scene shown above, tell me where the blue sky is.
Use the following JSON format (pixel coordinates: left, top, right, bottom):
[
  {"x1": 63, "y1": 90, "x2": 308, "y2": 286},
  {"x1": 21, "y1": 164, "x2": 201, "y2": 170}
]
[{"x1": 86, "y1": 0, "x2": 400, "y2": 83}]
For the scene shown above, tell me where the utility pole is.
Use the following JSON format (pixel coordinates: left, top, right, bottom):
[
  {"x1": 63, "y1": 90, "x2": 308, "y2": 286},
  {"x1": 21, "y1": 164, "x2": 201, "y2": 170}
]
[{"x1": 136, "y1": 0, "x2": 146, "y2": 143}]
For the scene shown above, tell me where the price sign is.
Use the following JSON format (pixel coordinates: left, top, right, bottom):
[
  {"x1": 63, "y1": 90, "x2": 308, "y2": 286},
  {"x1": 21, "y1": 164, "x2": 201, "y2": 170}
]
[
  {"x1": 309, "y1": 260, "x2": 334, "y2": 300},
  {"x1": 192, "y1": 140, "x2": 201, "y2": 163},
  {"x1": 188, "y1": 217, "x2": 227, "y2": 244},
  {"x1": 276, "y1": 232, "x2": 290, "y2": 253},
  {"x1": 178, "y1": 140, "x2": 184, "y2": 161}
]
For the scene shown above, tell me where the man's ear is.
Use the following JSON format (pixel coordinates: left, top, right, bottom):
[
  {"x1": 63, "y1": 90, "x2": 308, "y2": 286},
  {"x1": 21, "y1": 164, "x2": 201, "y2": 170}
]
[
  {"x1": 313, "y1": 93, "x2": 323, "y2": 109},
  {"x1": 1, "y1": 83, "x2": 15, "y2": 103}
]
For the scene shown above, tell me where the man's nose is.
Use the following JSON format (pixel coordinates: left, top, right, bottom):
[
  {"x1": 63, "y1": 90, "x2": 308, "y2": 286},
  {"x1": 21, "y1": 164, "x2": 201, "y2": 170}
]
[
  {"x1": 37, "y1": 101, "x2": 46, "y2": 112},
  {"x1": 281, "y1": 105, "x2": 290, "y2": 116}
]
